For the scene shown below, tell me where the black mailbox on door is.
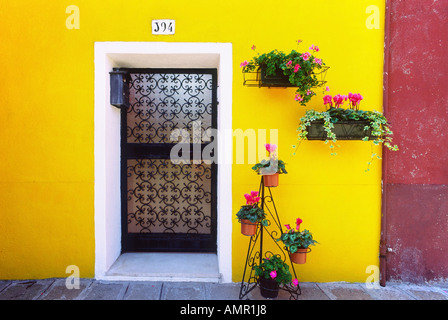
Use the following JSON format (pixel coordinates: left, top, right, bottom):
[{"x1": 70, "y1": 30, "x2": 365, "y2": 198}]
[{"x1": 110, "y1": 69, "x2": 130, "y2": 108}]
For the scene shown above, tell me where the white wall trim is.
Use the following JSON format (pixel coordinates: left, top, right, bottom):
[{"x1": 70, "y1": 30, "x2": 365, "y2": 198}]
[{"x1": 94, "y1": 42, "x2": 233, "y2": 283}]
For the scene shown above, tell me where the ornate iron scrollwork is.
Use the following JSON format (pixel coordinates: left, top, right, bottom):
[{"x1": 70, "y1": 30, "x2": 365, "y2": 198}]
[
  {"x1": 127, "y1": 72, "x2": 213, "y2": 144},
  {"x1": 126, "y1": 159, "x2": 212, "y2": 234},
  {"x1": 121, "y1": 69, "x2": 217, "y2": 252}
]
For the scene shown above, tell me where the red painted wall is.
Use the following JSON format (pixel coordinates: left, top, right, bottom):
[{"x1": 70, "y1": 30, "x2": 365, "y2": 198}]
[{"x1": 384, "y1": 0, "x2": 448, "y2": 283}]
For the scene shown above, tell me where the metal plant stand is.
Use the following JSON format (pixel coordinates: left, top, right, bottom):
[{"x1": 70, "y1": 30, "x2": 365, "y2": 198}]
[{"x1": 238, "y1": 177, "x2": 301, "y2": 300}]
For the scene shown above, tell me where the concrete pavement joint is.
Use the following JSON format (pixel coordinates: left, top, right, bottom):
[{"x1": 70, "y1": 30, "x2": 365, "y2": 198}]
[
  {"x1": 314, "y1": 283, "x2": 335, "y2": 300},
  {"x1": 35, "y1": 279, "x2": 56, "y2": 300},
  {"x1": 158, "y1": 283, "x2": 164, "y2": 300},
  {"x1": 395, "y1": 284, "x2": 420, "y2": 300}
]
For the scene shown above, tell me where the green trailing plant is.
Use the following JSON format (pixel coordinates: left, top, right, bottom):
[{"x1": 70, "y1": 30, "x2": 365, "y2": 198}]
[
  {"x1": 253, "y1": 255, "x2": 298, "y2": 286},
  {"x1": 294, "y1": 92, "x2": 398, "y2": 170},
  {"x1": 241, "y1": 41, "x2": 328, "y2": 106},
  {"x1": 235, "y1": 191, "x2": 268, "y2": 226},
  {"x1": 252, "y1": 144, "x2": 288, "y2": 175},
  {"x1": 277, "y1": 218, "x2": 318, "y2": 253}
]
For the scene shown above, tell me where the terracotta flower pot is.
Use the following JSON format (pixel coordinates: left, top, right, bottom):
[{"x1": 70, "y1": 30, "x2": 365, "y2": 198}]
[
  {"x1": 263, "y1": 173, "x2": 279, "y2": 187},
  {"x1": 240, "y1": 219, "x2": 257, "y2": 236},
  {"x1": 259, "y1": 277, "x2": 279, "y2": 299},
  {"x1": 290, "y1": 248, "x2": 308, "y2": 264}
]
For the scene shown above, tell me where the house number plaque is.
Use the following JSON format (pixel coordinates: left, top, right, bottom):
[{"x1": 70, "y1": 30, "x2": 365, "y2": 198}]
[{"x1": 152, "y1": 19, "x2": 175, "y2": 35}]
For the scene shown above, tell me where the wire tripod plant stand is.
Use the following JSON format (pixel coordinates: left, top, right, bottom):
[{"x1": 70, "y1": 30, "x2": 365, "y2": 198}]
[{"x1": 238, "y1": 177, "x2": 301, "y2": 300}]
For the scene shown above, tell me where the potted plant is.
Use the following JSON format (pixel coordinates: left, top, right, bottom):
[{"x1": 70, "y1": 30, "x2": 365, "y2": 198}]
[
  {"x1": 241, "y1": 40, "x2": 329, "y2": 106},
  {"x1": 251, "y1": 144, "x2": 287, "y2": 187},
  {"x1": 277, "y1": 218, "x2": 318, "y2": 264},
  {"x1": 252, "y1": 254, "x2": 299, "y2": 299},
  {"x1": 295, "y1": 92, "x2": 399, "y2": 170},
  {"x1": 236, "y1": 191, "x2": 268, "y2": 236}
]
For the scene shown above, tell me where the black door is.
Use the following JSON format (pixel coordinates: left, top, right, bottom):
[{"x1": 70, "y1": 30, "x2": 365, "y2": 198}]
[{"x1": 120, "y1": 68, "x2": 218, "y2": 253}]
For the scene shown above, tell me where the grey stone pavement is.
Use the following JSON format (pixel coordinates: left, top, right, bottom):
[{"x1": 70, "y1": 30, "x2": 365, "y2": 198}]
[{"x1": 1, "y1": 278, "x2": 448, "y2": 301}]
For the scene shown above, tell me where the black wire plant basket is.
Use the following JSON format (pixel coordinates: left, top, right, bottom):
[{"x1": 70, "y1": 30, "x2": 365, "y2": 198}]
[{"x1": 243, "y1": 64, "x2": 329, "y2": 88}]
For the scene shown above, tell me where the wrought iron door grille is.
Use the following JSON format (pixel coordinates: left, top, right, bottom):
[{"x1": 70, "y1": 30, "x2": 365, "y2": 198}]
[
  {"x1": 120, "y1": 68, "x2": 218, "y2": 253},
  {"x1": 126, "y1": 159, "x2": 212, "y2": 234},
  {"x1": 127, "y1": 72, "x2": 213, "y2": 144}
]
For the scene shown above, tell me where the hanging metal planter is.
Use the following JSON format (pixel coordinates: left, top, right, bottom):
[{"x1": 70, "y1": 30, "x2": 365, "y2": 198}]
[
  {"x1": 259, "y1": 64, "x2": 296, "y2": 87},
  {"x1": 306, "y1": 120, "x2": 372, "y2": 140},
  {"x1": 243, "y1": 64, "x2": 329, "y2": 89}
]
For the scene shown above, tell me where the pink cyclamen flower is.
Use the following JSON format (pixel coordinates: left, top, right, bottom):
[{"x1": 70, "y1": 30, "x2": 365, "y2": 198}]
[
  {"x1": 244, "y1": 191, "x2": 260, "y2": 205},
  {"x1": 349, "y1": 93, "x2": 364, "y2": 106},
  {"x1": 270, "y1": 270, "x2": 277, "y2": 279},
  {"x1": 251, "y1": 45, "x2": 256, "y2": 50},
  {"x1": 252, "y1": 191, "x2": 261, "y2": 204},
  {"x1": 333, "y1": 94, "x2": 345, "y2": 108},
  {"x1": 306, "y1": 90, "x2": 313, "y2": 96},
  {"x1": 301, "y1": 52, "x2": 311, "y2": 61},
  {"x1": 292, "y1": 278, "x2": 299, "y2": 286},
  {"x1": 240, "y1": 61, "x2": 248, "y2": 68},
  {"x1": 284, "y1": 224, "x2": 291, "y2": 230},
  {"x1": 265, "y1": 143, "x2": 277, "y2": 153},
  {"x1": 244, "y1": 193, "x2": 253, "y2": 205},
  {"x1": 323, "y1": 95, "x2": 333, "y2": 105},
  {"x1": 326, "y1": 86, "x2": 330, "y2": 92},
  {"x1": 296, "y1": 218, "x2": 302, "y2": 230},
  {"x1": 294, "y1": 64, "x2": 301, "y2": 73},
  {"x1": 313, "y1": 58, "x2": 322, "y2": 65},
  {"x1": 297, "y1": 39, "x2": 303, "y2": 44},
  {"x1": 286, "y1": 60, "x2": 292, "y2": 67},
  {"x1": 265, "y1": 143, "x2": 271, "y2": 152},
  {"x1": 295, "y1": 94, "x2": 303, "y2": 102}
]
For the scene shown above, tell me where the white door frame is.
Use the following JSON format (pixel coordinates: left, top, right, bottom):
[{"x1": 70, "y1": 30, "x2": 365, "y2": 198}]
[{"x1": 94, "y1": 42, "x2": 233, "y2": 282}]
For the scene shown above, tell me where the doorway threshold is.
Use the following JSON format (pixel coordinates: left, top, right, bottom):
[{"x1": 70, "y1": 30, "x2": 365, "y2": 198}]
[{"x1": 104, "y1": 252, "x2": 222, "y2": 283}]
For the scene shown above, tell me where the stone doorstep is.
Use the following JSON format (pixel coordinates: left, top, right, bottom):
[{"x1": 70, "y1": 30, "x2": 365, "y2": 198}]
[{"x1": 104, "y1": 252, "x2": 221, "y2": 283}]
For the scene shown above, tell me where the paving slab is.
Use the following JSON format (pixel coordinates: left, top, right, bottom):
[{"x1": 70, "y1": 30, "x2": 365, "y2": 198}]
[
  {"x1": 0, "y1": 281, "x2": 10, "y2": 292},
  {"x1": 316, "y1": 283, "x2": 373, "y2": 300},
  {"x1": 295, "y1": 283, "x2": 331, "y2": 300},
  {"x1": 361, "y1": 284, "x2": 415, "y2": 300},
  {"x1": 405, "y1": 286, "x2": 448, "y2": 300},
  {"x1": 208, "y1": 283, "x2": 241, "y2": 300},
  {"x1": 160, "y1": 282, "x2": 208, "y2": 300},
  {"x1": 78, "y1": 281, "x2": 128, "y2": 300},
  {"x1": 123, "y1": 281, "x2": 163, "y2": 300},
  {"x1": 39, "y1": 278, "x2": 93, "y2": 300},
  {"x1": 0, "y1": 280, "x2": 53, "y2": 300}
]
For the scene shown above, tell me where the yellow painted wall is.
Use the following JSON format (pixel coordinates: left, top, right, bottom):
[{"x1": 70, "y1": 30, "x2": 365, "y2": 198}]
[{"x1": 0, "y1": 0, "x2": 385, "y2": 282}]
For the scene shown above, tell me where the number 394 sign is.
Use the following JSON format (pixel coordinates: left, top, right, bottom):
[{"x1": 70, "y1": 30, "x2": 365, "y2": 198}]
[{"x1": 152, "y1": 20, "x2": 175, "y2": 35}]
